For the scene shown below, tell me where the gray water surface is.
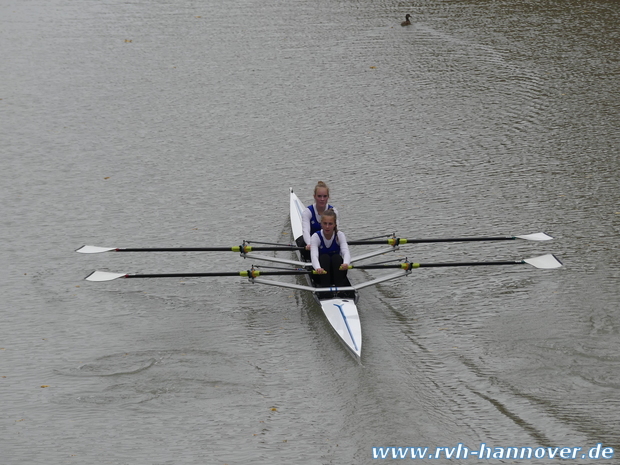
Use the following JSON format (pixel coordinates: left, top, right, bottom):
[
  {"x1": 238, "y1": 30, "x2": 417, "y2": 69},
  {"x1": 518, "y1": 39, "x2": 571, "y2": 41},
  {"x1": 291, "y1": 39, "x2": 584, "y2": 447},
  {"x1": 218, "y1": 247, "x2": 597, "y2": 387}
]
[{"x1": 1, "y1": 0, "x2": 619, "y2": 463}]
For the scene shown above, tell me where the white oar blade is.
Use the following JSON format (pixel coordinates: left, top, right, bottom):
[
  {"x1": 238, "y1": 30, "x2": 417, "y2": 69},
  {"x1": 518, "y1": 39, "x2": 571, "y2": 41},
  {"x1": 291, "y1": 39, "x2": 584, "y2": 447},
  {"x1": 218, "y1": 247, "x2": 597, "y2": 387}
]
[
  {"x1": 76, "y1": 245, "x2": 117, "y2": 254},
  {"x1": 523, "y1": 254, "x2": 563, "y2": 269},
  {"x1": 515, "y1": 232, "x2": 553, "y2": 241},
  {"x1": 85, "y1": 271, "x2": 127, "y2": 282}
]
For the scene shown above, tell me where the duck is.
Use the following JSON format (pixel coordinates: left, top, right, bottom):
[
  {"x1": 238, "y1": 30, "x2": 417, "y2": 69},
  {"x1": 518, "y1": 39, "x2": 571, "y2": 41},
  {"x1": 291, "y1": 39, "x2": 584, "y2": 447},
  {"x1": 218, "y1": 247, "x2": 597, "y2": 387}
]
[{"x1": 401, "y1": 14, "x2": 411, "y2": 26}]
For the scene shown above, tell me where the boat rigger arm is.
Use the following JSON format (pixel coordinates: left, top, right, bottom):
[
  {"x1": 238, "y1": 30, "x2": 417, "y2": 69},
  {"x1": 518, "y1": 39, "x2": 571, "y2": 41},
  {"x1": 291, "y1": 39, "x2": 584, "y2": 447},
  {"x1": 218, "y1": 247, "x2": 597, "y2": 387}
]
[{"x1": 250, "y1": 269, "x2": 411, "y2": 293}]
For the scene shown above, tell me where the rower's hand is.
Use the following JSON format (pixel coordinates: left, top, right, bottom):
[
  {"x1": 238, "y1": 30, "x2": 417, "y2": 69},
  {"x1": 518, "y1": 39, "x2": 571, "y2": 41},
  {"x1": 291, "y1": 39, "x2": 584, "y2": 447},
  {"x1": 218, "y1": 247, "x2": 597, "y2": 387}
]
[
  {"x1": 305, "y1": 244, "x2": 311, "y2": 250},
  {"x1": 316, "y1": 268, "x2": 327, "y2": 274},
  {"x1": 340, "y1": 263, "x2": 350, "y2": 271}
]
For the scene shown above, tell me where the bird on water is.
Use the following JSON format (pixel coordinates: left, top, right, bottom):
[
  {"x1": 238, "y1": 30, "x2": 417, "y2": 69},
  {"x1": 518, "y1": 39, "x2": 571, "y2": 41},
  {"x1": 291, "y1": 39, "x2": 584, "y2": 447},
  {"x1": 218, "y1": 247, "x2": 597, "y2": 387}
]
[{"x1": 401, "y1": 14, "x2": 411, "y2": 26}]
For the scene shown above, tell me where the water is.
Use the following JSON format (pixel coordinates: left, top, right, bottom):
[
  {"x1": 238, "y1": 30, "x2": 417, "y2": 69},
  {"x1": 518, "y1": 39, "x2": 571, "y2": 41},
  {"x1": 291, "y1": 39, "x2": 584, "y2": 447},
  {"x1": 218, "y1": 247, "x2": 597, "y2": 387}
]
[{"x1": 1, "y1": 0, "x2": 619, "y2": 463}]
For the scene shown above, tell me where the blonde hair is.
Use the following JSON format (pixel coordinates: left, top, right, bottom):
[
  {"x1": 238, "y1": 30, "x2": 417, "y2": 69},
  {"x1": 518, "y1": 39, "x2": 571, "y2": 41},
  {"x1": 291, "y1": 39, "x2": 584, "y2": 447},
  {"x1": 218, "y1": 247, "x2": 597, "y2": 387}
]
[
  {"x1": 313, "y1": 181, "x2": 330, "y2": 197},
  {"x1": 321, "y1": 208, "x2": 338, "y2": 234}
]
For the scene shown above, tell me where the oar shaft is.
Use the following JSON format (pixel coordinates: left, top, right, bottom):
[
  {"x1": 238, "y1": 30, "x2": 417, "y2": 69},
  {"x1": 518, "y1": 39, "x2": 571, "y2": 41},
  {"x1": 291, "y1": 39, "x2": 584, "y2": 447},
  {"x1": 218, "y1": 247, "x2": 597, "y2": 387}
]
[
  {"x1": 350, "y1": 254, "x2": 562, "y2": 270},
  {"x1": 120, "y1": 248, "x2": 235, "y2": 252},
  {"x1": 116, "y1": 246, "x2": 303, "y2": 252},
  {"x1": 349, "y1": 236, "x2": 515, "y2": 246},
  {"x1": 349, "y1": 232, "x2": 552, "y2": 245},
  {"x1": 85, "y1": 269, "x2": 316, "y2": 281},
  {"x1": 124, "y1": 270, "x2": 314, "y2": 278},
  {"x1": 126, "y1": 272, "x2": 245, "y2": 278},
  {"x1": 416, "y1": 260, "x2": 522, "y2": 268},
  {"x1": 76, "y1": 245, "x2": 303, "y2": 254},
  {"x1": 350, "y1": 260, "x2": 522, "y2": 270}
]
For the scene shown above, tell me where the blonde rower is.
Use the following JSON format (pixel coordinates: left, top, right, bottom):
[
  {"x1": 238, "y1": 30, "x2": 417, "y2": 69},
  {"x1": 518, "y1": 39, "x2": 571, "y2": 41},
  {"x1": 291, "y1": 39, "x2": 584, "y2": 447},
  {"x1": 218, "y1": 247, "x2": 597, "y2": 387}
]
[
  {"x1": 297, "y1": 181, "x2": 340, "y2": 255},
  {"x1": 310, "y1": 209, "x2": 350, "y2": 288}
]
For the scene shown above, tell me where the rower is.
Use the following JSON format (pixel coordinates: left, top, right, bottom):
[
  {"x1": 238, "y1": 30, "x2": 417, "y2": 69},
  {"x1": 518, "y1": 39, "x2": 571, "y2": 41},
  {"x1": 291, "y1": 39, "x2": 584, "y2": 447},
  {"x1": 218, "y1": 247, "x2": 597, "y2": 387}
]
[
  {"x1": 310, "y1": 209, "x2": 351, "y2": 296},
  {"x1": 296, "y1": 181, "x2": 340, "y2": 260}
]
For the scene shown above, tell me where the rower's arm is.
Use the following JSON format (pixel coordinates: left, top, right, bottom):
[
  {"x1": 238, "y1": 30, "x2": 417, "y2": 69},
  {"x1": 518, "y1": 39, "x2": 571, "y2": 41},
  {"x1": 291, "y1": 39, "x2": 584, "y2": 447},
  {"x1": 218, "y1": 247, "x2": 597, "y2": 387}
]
[
  {"x1": 309, "y1": 233, "x2": 321, "y2": 269},
  {"x1": 302, "y1": 208, "x2": 313, "y2": 244},
  {"x1": 338, "y1": 231, "x2": 351, "y2": 265}
]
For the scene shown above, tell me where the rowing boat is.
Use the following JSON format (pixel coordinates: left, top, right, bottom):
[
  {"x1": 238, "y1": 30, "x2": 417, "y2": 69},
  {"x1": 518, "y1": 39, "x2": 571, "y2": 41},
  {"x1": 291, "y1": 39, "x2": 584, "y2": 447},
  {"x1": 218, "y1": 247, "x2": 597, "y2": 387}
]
[
  {"x1": 289, "y1": 188, "x2": 363, "y2": 357},
  {"x1": 76, "y1": 190, "x2": 563, "y2": 360}
]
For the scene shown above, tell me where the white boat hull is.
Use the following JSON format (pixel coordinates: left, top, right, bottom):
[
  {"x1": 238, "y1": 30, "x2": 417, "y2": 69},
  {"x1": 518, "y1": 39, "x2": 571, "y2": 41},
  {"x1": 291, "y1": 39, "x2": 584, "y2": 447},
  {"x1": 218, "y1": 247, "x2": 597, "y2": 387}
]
[{"x1": 289, "y1": 188, "x2": 362, "y2": 358}]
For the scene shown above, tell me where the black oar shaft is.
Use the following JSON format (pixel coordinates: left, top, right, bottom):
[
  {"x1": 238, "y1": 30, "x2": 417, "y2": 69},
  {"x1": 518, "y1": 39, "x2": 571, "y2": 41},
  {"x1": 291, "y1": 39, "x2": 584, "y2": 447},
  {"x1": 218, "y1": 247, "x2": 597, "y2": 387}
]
[
  {"x1": 85, "y1": 269, "x2": 317, "y2": 281},
  {"x1": 116, "y1": 246, "x2": 303, "y2": 252},
  {"x1": 417, "y1": 260, "x2": 522, "y2": 268},
  {"x1": 348, "y1": 236, "x2": 515, "y2": 246},
  {"x1": 124, "y1": 270, "x2": 314, "y2": 279},
  {"x1": 126, "y1": 272, "x2": 242, "y2": 278},
  {"x1": 351, "y1": 260, "x2": 523, "y2": 270},
  {"x1": 119, "y1": 248, "x2": 233, "y2": 252}
]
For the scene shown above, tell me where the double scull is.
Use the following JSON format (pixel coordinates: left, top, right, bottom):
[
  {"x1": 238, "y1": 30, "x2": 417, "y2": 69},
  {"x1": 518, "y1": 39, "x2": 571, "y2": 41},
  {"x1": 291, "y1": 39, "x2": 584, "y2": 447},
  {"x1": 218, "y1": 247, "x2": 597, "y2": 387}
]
[{"x1": 76, "y1": 188, "x2": 563, "y2": 360}]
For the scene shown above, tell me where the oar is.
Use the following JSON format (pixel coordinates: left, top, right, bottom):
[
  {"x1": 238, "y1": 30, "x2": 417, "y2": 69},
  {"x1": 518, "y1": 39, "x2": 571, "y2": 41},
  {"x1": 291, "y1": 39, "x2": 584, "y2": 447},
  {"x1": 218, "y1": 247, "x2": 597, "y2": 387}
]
[
  {"x1": 348, "y1": 232, "x2": 553, "y2": 246},
  {"x1": 76, "y1": 233, "x2": 552, "y2": 254},
  {"x1": 76, "y1": 245, "x2": 303, "y2": 254},
  {"x1": 348, "y1": 254, "x2": 563, "y2": 270},
  {"x1": 85, "y1": 269, "x2": 318, "y2": 282}
]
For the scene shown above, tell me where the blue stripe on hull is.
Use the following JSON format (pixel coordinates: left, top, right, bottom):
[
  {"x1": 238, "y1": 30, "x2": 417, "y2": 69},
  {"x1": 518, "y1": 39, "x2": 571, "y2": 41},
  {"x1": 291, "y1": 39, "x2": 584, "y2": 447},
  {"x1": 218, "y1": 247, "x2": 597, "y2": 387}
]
[{"x1": 333, "y1": 303, "x2": 359, "y2": 353}]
